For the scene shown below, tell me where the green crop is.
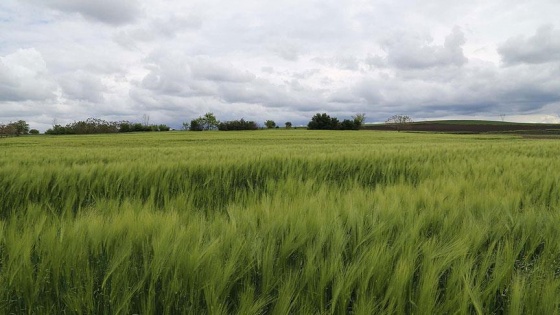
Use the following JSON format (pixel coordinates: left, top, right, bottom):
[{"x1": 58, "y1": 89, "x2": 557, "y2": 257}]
[{"x1": 0, "y1": 130, "x2": 559, "y2": 314}]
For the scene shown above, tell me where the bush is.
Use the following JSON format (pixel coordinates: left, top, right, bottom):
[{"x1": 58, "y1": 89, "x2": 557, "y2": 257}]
[
  {"x1": 218, "y1": 119, "x2": 259, "y2": 131},
  {"x1": 185, "y1": 113, "x2": 219, "y2": 131},
  {"x1": 307, "y1": 113, "x2": 364, "y2": 130},
  {"x1": 308, "y1": 113, "x2": 340, "y2": 130},
  {"x1": 340, "y1": 119, "x2": 360, "y2": 130},
  {"x1": 189, "y1": 119, "x2": 204, "y2": 131},
  {"x1": 46, "y1": 118, "x2": 170, "y2": 135},
  {"x1": 158, "y1": 124, "x2": 170, "y2": 131},
  {"x1": 0, "y1": 124, "x2": 15, "y2": 137},
  {"x1": 45, "y1": 125, "x2": 74, "y2": 135}
]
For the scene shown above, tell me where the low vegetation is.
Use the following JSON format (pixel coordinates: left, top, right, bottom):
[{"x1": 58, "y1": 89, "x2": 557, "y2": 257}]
[
  {"x1": 1, "y1": 131, "x2": 559, "y2": 313},
  {"x1": 184, "y1": 113, "x2": 220, "y2": 131},
  {"x1": 307, "y1": 113, "x2": 365, "y2": 130},
  {"x1": 0, "y1": 120, "x2": 29, "y2": 137},
  {"x1": 45, "y1": 118, "x2": 170, "y2": 135},
  {"x1": 218, "y1": 119, "x2": 259, "y2": 131}
]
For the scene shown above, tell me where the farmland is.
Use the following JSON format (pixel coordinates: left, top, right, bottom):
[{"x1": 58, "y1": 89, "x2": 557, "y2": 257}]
[
  {"x1": 1, "y1": 130, "x2": 559, "y2": 314},
  {"x1": 364, "y1": 120, "x2": 560, "y2": 134}
]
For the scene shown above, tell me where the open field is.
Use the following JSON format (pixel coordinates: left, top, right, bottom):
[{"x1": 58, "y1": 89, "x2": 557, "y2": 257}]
[
  {"x1": 1, "y1": 130, "x2": 560, "y2": 314},
  {"x1": 364, "y1": 120, "x2": 560, "y2": 134}
]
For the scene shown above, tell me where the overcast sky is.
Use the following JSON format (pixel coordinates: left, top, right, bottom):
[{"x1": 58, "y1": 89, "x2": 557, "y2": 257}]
[{"x1": 1, "y1": 0, "x2": 560, "y2": 130}]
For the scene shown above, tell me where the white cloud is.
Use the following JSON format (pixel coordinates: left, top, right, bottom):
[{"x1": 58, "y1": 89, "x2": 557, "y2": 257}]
[
  {"x1": 498, "y1": 25, "x2": 560, "y2": 65},
  {"x1": 114, "y1": 14, "x2": 202, "y2": 49},
  {"x1": 267, "y1": 38, "x2": 304, "y2": 61},
  {"x1": 0, "y1": 48, "x2": 56, "y2": 102}
]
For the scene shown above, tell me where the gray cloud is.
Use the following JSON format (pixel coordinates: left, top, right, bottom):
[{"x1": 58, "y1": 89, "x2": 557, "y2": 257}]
[
  {"x1": 498, "y1": 25, "x2": 560, "y2": 65},
  {"x1": 24, "y1": 0, "x2": 142, "y2": 25},
  {"x1": 337, "y1": 57, "x2": 560, "y2": 122},
  {"x1": 3, "y1": 1, "x2": 560, "y2": 129},
  {"x1": 190, "y1": 57, "x2": 255, "y2": 83},
  {"x1": 138, "y1": 52, "x2": 256, "y2": 100},
  {"x1": 381, "y1": 27, "x2": 468, "y2": 69},
  {"x1": 129, "y1": 49, "x2": 341, "y2": 124},
  {"x1": 58, "y1": 70, "x2": 107, "y2": 103}
]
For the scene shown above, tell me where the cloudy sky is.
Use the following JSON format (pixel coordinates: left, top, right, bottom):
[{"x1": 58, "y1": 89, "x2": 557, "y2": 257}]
[{"x1": 1, "y1": 0, "x2": 560, "y2": 130}]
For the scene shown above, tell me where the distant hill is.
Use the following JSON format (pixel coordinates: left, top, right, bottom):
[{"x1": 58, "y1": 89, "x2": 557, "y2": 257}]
[{"x1": 363, "y1": 120, "x2": 560, "y2": 134}]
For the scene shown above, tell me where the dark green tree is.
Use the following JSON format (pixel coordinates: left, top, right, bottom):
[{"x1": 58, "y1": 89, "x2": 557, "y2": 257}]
[
  {"x1": 158, "y1": 124, "x2": 170, "y2": 131},
  {"x1": 218, "y1": 119, "x2": 258, "y2": 131},
  {"x1": 187, "y1": 113, "x2": 219, "y2": 131},
  {"x1": 189, "y1": 119, "x2": 204, "y2": 131},
  {"x1": 307, "y1": 113, "x2": 340, "y2": 130},
  {"x1": 202, "y1": 112, "x2": 219, "y2": 130},
  {"x1": 340, "y1": 119, "x2": 359, "y2": 130}
]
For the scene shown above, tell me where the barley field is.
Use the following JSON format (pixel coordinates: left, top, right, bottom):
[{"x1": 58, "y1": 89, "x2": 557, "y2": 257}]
[{"x1": 0, "y1": 130, "x2": 559, "y2": 314}]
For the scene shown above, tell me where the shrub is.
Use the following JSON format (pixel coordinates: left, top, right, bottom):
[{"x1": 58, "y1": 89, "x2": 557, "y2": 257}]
[
  {"x1": 218, "y1": 119, "x2": 259, "y2": 131},
  {"x1": 308, "y1": 113, "x2": 340, "y2": 130}
]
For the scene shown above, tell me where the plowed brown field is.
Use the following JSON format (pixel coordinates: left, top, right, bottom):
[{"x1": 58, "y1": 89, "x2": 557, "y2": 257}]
[{"x1": 364, "y1": 120, "x2": 560, "y2": 134}]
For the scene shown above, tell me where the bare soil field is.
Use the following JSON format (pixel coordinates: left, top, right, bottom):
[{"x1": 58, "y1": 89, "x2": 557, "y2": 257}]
[{"x1": 364, "y1": 120, "x2": 560, "y2": 134}]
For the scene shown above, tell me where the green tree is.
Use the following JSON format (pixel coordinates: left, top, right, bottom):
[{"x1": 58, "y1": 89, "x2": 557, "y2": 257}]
[
  {"x1": 158, "y1": 124, "x2": 170, "y2": 131},
  {"x1": 187, "y1": 113, "x2": 220, "y2": 131},
  {"x1": 45, "y1": 125, "x2": 71, "y2": 135},
  {"x1": 340, "y1": 119, "x2": 360, "y2": 130},
  {"x1": 189, "y1": 119, "x2": 204, "y2": 131},
  {"x1": 265, "y1": 120, "x2": 276, "y2": 129},
  {"x1": 202, "y1": 112, "x2": 219, "y2": 130},
  {"x1": 218, "y1": 119, "x2": 259, "y2": 131},
  {"x1": 352, "y1": 113, "x2": 366, "y2": 128},
  {"x1": 285, "y1": 122, "x2": 292, "y2": 129},
  {"x1": 307, "y1": 113, "x2": 340, "y2": 130},
  {"x1": 9, "y1": 120, "x2": 30, "y2": 136}
]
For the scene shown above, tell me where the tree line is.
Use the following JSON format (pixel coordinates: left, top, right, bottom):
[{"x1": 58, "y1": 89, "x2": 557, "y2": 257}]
[
  {"x1": 184, "y1": 113, "x2": 264, "y2": 131},
  {"x1": 1, "y1": 113, "x2": 413, "y2": 137},
  {"x1": 183, "y1": 113, "x2": 367, "y2": 131},
  {"x1": 307, "y1": 113, "x2": 365, "y2": 130},
  {"x1": 45, "y1": 118, "x2": 170, "y2": 135},
  {"x1": 0, "y1": 120, "x2": 36, "y2": 137}
]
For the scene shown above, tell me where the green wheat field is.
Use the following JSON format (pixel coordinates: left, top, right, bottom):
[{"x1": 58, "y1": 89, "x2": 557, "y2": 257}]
[{"x1": 1, "y1": 130, "x2": 559, "y2": 314}]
